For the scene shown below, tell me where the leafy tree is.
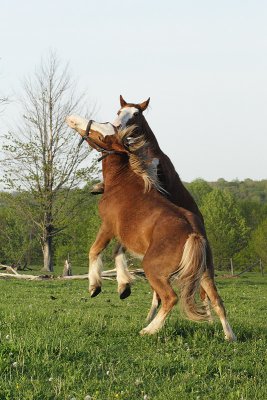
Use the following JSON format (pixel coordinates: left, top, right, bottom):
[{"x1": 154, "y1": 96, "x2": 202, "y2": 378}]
[
  {"x1": 239, "y1": 200, "x2": 267, "y2": 230},
  {"x1": 54, "y1": 186, "x2": 116, "y2": 272},
  {"x1": 54, "y1": 187, "x2": 99, "y2": 268},
  {"x1": 0, "y1": 192, "x2": 41, "y2": 265},
  {"x1": 201, "y1": 189, "x2": 249, "y2": 267},
  {"x1": 210, "y1": 179, "x2": 267, "y2": 203},
  {"x1": 1, "y1": 52, "x2": 96, "y2": 271},
  {"x1": 250, "y1": 218, "x2": 267, "y2": 263},
  {"x1": 186, "y1": 179, "x2": 212, "y2": 207}
]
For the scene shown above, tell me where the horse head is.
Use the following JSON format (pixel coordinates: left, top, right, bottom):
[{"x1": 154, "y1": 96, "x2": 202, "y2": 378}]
[
  {"x1": 66, "y1": 114, "x2": 141, "y2": 156},
  {"x1": 90, "y1": 125, "x2": 145, "y2": 156},
  {"x1": 66, "y1": 115, "x2": 119, "y2": 151},
  {"x1": 113, "y1": 95, "x2": 150, "y2": 131}
]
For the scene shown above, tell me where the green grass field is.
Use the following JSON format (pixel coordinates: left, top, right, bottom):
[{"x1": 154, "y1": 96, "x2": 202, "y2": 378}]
[{"x1": 0, "y1": 273, "x2": 266, "y2": 400}]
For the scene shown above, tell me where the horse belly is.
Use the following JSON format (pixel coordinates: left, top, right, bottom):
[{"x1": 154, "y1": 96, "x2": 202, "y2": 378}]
[{"x1": 115, "y1": 216, "x2": 153, "y2": 258}]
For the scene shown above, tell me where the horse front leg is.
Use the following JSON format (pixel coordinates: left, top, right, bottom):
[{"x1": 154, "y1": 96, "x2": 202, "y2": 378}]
[
  {"x1": 114, "y1": 244, "x2": 134, "y2": 299},
  {"x1": 89, "y1": 224, "x2": 113, "y2": 298}
]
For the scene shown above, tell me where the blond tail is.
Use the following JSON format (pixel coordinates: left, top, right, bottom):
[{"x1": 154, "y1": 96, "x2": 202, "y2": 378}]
[{"x1": 176, "y1": 233, "x2": 208, "y2": 321}]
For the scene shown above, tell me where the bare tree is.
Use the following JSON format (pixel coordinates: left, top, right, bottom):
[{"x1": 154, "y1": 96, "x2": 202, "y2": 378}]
[
  {"x1": 0, "y1": 96, "x2": 8, "y2": 108},
  {"x1": 0, "y1": 59, "x2": 9, "y2": 111},
  {"x1": 1, "y1": 52, "x2": 96, "y2": 271}
]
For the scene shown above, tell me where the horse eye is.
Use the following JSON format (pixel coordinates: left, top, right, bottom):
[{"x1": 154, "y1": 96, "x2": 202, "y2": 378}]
[{"x1": 133, "y1": 112, "x2": 139, "y2": 117}]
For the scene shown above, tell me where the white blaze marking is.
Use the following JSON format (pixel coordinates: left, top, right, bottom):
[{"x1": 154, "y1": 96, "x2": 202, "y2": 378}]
[
  {"x1": 92, "y1": 122, "x2": 116, "y2": 137},
  {"x1": 66, "y1": 115, "x2": 115, "y2": 137},
  {"x1": 113, "y1": 107, "x2": 139, "y2": 128},
  {"x1": 66, "y1": 115, "x2": 88, "y2": 130}
]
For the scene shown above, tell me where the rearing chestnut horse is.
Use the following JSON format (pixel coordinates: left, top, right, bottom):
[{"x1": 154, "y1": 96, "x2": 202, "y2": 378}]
[
  {"x1": 67, "y1": 98, "x2": 214, "y2": 312},
  {"x1": 66, "y1": 119, "x2": 236, "y2": 341}
]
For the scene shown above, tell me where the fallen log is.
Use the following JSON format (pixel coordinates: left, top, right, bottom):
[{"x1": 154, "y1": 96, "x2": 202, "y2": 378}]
[
  {"x1": 0, "y1": 268, "x2": 146, "y2": 281},
  {"x1": 61, "y1": 274, "x2": 113, "y2": 281},
  {"x1": 0, "y1": 266, "x2": 19, "y2": 275},
  {"x1": 0, "y1": 273, "x2": 52, "y2": 280},
  {"x1": 61, "y1": 268, "x2": 145, "y2": 280}
]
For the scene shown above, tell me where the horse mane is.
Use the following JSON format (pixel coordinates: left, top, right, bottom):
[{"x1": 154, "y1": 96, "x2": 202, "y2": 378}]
[{"x1": 117, "y1": 126, "x2": 164, "y2": 193}]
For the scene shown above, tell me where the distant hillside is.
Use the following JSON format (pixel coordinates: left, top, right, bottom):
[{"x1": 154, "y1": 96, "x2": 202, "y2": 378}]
[
  {"x1": 185, "y1": 179, "x2": 267, "y2": 204},
  {"x1": 210, "y1": 179, "x2": 267, "y2": 203}
]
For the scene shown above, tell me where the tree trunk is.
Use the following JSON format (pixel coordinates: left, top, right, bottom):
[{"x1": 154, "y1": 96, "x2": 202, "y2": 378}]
[
  {"x1": 42, "y1": 234, "x2": 53, "y2": 272},
  {"x1": 63, "y1": 259, "x2": 72, "y2": 276}
]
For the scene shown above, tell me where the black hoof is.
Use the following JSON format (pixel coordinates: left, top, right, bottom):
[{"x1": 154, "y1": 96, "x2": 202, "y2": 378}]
[
  {"x1": 120, "y1": 284, "x2": 131, "y2": 300},
  {"x1": 91, "y1": 287, "x2": 102, "y2": 298}
]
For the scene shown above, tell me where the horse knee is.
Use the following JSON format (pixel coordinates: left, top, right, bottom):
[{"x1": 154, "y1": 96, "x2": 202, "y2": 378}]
[
  {"x1": 89, "y1": 248, "x2": 99, "y2": 261},
  {"x1": 161, "y1": 291, "x2": 178, "y2": 310},
  {"x1": 212, "y1": 297, "x2": 226, "y2": 318}
]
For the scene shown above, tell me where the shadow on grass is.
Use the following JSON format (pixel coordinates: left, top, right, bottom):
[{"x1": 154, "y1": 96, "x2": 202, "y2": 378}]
[
  {"x1": 233, "y1": 323, "x2": 267, "y2": 342},
  {"x1": 162, "y1": 318, "x2": 267, "y2": 343}
]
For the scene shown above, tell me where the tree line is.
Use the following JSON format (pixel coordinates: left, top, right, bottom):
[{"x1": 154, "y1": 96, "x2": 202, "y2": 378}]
[{"x1": 1, "y1": 178, "x2": 267, "y2": 272}]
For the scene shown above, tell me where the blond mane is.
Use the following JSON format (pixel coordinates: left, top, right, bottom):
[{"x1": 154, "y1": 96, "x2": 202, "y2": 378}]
[{"x1": 117, "y1": 126, "x2": 164, "y2": 193}]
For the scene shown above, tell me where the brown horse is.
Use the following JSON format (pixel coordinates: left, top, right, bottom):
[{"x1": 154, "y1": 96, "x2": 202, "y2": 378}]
[
  {"x1": 113, "y1": 96, "x2": 203, "y2": 217},
  {"x1": 66, "y1": 104, "x2": 213, "y2": 314},
  {"x1": 66, "y1": 117, "x2": 236, "y2": 340}
]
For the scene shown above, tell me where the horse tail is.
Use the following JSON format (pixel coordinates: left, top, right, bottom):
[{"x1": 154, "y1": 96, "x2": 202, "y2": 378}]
[{"x1": 176, "y1": 233, "x2": 208, "y2": 322}]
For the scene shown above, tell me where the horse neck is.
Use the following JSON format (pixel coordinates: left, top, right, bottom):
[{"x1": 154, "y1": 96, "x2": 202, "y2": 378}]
[
  {"x1": 140, "y1": 117, "x2": 197, "y2": 210},
  {"x1": 102, "y1": 154, "x2": 133, "y2": 190},
  {"x1": 140, "y1": 117, "x2": 160, "y2": 152}
]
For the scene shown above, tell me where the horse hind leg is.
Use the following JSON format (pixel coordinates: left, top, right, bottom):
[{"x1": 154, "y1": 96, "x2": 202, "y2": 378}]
[
  {"x1": 114, "y1": 244, "x2": 134, "y2": 299},
  {"x1": 140, "y1": 272, "x2": 178, "y2": 335},
  {"x1": 146, "y1": 291, "x2": 161, "y2": 323},
  {"x1": 199, "y1": 285, "x2": 213, "y2": 322},
  {"x1": 200, "y1": 241, "x2": 214, "y2": 322},
  {"x1": 201, "y1": 272, "x2": 236, "y2": 341}
]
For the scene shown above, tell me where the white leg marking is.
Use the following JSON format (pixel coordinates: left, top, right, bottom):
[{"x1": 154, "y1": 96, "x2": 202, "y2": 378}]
[
  {"x1": 221, "y1": 318, "x2": 237, "y2": 341},
  {"x1": 115, "y1": 248, "x2": 133, "y2": 294},
  {"x1": 89, "y1": 255, "x2": 103, "y2": 292},
  {"x1": 146, "y1": 291, "x2": 160, "y2": 323},
  {"x1": 140, "y1": 308, "x2": 168, "y2": 335}
]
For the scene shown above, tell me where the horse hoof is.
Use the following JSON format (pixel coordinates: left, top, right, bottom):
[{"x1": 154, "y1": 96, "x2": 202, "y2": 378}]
[
  {"x1": 90, "y1": 182, "x2": 104, "y2": 195},
  {"x1": 139, "y1": 328, "x2": 147, "y2": 336},
  {"x1": 119, "y1": 284, "x2": 131, "y2": 300},
  {"x1": 225, "y1": 334, "x2": 237, "y2": 342},
  {"x1": 90, "y1": 287, "x2": 101, "y2": 298}
]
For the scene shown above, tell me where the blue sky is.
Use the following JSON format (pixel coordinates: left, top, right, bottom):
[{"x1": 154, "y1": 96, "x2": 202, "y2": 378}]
[{"x1": 1, "y1": 0, "x2": 267, "y2": 181}]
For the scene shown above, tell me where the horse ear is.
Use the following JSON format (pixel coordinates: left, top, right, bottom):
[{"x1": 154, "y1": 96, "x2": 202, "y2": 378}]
[
  {"x1": 120, "y1": 95, "x2": 127, "y2": 107},
  {"x1": 139, "y1": 97, "x2": 150, "y2": 111}
]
